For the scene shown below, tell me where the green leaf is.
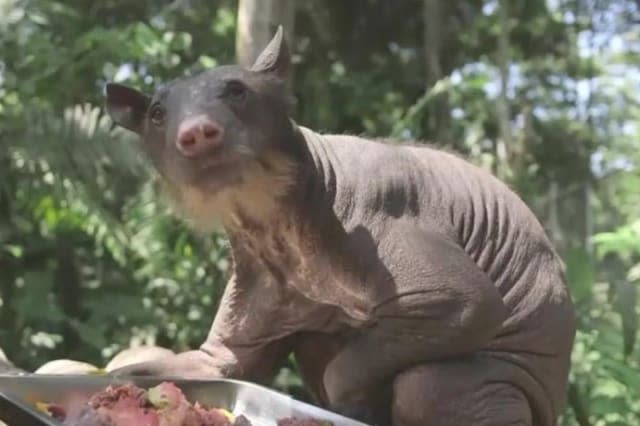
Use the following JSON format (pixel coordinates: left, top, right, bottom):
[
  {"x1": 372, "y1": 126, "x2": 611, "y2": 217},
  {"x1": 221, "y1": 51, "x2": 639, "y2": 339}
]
[
  {"x1": 593, "y1": 221, "x2": 640, "y2": 262},
  {"x1": 565, "y1": 247, "x2": 595, "y2": 304},
  {"x1": 12, "y1": 271, "x2": 65, "y2": 324},
  {"x1": 3, "y1": 244, "x2": 23, "y2": 258},
  {"x1": 600, "y1": 358, "x2": 640, "y2": 391},
  {"x1": 66, "y1": 318, "x2": 108, "y2": 350}
]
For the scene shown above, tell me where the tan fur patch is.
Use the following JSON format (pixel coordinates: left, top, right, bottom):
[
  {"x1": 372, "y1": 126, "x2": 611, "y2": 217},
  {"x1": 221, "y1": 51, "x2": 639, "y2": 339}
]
[{"x1": 162, "y1": 151, "x2": 297, "y2": 233}]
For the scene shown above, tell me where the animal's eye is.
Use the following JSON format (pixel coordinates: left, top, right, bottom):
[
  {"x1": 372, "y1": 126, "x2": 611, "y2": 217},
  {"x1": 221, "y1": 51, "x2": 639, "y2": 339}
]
[
  {"x1": 223, "y1": 80, "x2": 247, "y2": 99},
  {"x1": 149, "y1": 104, "x2": 165, "y2": 126}
]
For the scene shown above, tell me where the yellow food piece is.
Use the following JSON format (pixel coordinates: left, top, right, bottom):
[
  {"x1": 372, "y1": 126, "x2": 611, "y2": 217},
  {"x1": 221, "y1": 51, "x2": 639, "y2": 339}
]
[
  {"x1": 35, "y1": 402, "x2": 52, "y2": 416},
  {"x1": 147, "y1": 387, "x2": 170, "y2": 409},
  {"x1": 216, "y1": 408, "x2": 235, "y2": 421}
]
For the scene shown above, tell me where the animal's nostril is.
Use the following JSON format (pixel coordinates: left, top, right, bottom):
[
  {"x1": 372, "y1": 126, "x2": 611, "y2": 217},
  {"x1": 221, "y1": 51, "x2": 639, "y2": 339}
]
[
  {"x1": 202, "y1": 124, "x2": 219, "y2": 139},
  {"x1": 180, "y1": 134, "x2": 196, "y2": 147}
]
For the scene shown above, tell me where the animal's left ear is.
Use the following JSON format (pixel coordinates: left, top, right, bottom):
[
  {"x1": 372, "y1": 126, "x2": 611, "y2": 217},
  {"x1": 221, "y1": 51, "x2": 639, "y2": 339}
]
[
  {"x1": 250, "y1": 25, "x2": 290, "y2": 79},
  {"x1": 105, "y1": 83, "x2": 151, "y2": 134}
]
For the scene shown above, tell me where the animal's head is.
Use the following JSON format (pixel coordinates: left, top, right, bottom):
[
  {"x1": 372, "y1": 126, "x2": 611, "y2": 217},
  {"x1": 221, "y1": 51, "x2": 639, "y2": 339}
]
[{"x1": 105, "y1": 27, "x2": 299, "y2": 230}]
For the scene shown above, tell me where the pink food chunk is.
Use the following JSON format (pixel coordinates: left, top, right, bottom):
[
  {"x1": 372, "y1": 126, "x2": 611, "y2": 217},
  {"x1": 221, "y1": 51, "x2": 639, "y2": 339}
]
[
  {"x1": 193, "y1": 402, "x2": 235, "y2": 425},
  {"x1": 65, "y1": 383, "x2": 160, "y2": 426},
  {"x1": 60, "y1": 381, "x2": 250, "y2": 426}
]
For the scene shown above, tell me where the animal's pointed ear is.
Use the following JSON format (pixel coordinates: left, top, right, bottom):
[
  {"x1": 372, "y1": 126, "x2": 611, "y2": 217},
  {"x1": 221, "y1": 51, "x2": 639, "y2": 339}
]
[
  {"x1": 250, "y1": 25, "x2": 290, "y2": 79},
  {"x1": 105, "y1": 83, "x2": 150, "y2": 134}
]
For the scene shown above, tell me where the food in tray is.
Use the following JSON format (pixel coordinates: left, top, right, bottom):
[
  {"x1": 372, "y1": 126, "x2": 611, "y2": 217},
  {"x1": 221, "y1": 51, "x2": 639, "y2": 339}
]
[
  {"x1": 276, "y1": 419, "x2": 332, "y2": 426},
  {"x1": 36, "y1": 381, "x2": 332, "y2": 426}
]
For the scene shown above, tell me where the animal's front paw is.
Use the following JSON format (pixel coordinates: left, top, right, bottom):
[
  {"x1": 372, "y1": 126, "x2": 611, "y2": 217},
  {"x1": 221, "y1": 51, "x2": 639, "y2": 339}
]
[{"x1": 108, "y1": 349, "x2": 223, "y2": 379}]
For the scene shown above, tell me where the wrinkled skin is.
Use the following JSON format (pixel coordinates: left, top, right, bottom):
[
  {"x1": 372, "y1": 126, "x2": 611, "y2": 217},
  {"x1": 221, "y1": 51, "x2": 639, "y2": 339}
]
[{"x1": 104, "y1": 27, "x2": 576, "y2": 426}]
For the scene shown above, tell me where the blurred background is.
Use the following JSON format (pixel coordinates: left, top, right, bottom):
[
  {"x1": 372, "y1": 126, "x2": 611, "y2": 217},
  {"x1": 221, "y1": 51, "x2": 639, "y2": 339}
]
[{"x1": 0, "y1": 0, "x2": 638, "y2": 424}]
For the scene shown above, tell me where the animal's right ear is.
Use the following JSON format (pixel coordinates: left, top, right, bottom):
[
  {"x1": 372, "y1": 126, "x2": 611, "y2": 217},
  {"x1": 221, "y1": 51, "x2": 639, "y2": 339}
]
[
  {"x1": 105, "y1": 83, "x2": 151, "y2": 134},
  {"x1": 250, "y1": 25, "x2": 290, "y2": 79}
]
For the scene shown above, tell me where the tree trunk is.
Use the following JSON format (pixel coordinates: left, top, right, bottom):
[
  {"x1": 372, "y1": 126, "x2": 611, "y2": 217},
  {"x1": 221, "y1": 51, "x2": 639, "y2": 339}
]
[
  {"x1": 548, "y1": 180, "x2": 563, "y2": 251},
  {"x1": 423, "y1": 0, "x2": 449, "y2": 143},
  {"x1": 568, "y1": 382, "x2": 592, "y2": 426},
  {"x1": 495, "y1": 0, "x2": 512, "y2": 179},
  {"x1": 54, "y1": 232, "x2": 84, "y2": 360},
  {"x1": 584, "y1": 183, "x2": 593, "y2": 256},
  {"x1": 423, "y1": 0, "x2": 442, "y2": 88},
  {"x1": 236, "y1": 0, "x2": 296, "y2": 69}
]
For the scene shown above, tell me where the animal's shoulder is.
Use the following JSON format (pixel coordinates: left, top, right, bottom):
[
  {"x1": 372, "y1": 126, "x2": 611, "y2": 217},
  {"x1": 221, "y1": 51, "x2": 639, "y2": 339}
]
[{"x1": 322, "y1": 133, "x2": 472, "y2": 166}]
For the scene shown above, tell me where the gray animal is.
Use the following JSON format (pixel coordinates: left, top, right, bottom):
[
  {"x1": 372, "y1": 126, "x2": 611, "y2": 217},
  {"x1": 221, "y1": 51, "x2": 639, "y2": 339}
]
[{"x1": 104, "y1": 26, "x2": 576, "y2": 426}]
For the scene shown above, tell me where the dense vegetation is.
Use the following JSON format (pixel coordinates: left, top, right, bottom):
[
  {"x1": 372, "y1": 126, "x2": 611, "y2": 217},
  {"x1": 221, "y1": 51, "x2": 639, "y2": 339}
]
[{"x1": 0, "y1": 0, "x2": 638, "y2": 424}]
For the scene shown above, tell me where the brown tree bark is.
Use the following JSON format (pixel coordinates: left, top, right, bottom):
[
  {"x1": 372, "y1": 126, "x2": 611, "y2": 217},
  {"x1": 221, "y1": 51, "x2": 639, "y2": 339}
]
[{"x1": 236, "y1": 0, "x2": 296, "y2": 69}]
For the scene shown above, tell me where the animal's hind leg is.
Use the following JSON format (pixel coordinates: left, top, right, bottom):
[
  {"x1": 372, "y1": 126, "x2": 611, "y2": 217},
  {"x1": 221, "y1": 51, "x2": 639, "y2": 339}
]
[
  {"x1": 292, "y1": 332, "x2": 392, "y2": 425},
  {"x1": 392, "y1": 356, "x2": 534, "y2": 426},
  {"x1": 292, "y1": 332, "x2": 346, "y2": 407}
]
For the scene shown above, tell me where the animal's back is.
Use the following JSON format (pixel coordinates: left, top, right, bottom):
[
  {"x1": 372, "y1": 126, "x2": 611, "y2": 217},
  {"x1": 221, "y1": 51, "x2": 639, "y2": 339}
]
[
  {"x1": 310, "y1": 130, "x2": 576, "y2": 418},
  {"x1": 411, "y1": 144, "x2": 577, "y2": 419},
  {"x1": 404, "y1": 144, "x2": 574, "y2": 347},
  {"x1": 309, "y1": 130, "x2": 572, "y2": 318}
]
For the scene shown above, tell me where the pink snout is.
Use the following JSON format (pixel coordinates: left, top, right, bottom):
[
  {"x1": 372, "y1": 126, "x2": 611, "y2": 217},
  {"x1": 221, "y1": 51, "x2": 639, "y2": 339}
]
[{"x1": 176, "y1": 116, "x2": 224, "y2": 157}]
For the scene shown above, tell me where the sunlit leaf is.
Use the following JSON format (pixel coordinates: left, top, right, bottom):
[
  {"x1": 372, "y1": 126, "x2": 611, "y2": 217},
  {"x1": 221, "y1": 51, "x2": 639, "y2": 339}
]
[{"x1": 565, "y1": 247, "x2": 595, "y2": 304}]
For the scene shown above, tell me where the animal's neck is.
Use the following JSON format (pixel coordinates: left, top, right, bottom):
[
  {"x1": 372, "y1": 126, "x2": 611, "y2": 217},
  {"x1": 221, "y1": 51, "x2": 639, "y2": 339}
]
[
  {"x1": 221, "y1": 125, "x2": 374, "y2": 319},
  {"x1": 167, "y1": 140, "x2": 302, "y2": 235},
  {"x1": 223, "y1": 123, "x2": 338, "y2": 237}
]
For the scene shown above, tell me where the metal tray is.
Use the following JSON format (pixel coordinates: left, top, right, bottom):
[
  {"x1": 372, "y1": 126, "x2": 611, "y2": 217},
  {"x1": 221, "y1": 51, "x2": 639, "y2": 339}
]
[{"x1": 0, "y1": 374, "x2": 370, "y2": 426}]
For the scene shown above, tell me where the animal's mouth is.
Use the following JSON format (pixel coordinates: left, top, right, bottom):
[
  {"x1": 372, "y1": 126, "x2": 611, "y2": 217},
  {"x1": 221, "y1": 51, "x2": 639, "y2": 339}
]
[
  {"x1": 186, "y1": 149, "x2": 246, "y2": 192},
  {"x1": 196, "y1": 151, "x2": 231, "y2": 171}
]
